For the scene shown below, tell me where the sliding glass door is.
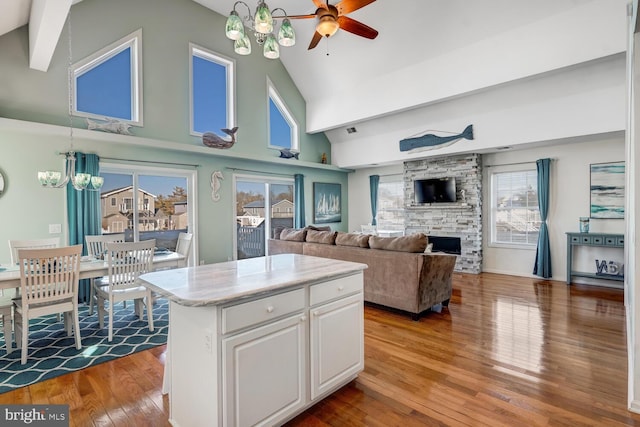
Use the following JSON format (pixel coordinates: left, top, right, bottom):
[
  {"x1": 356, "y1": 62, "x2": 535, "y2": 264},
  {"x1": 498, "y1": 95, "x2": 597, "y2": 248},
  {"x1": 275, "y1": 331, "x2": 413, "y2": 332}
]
[
  {"x1": 234, "y1": 175, "x2": 294, "y2": 259},
  {"x1": 100, "y1": 163, "x2": 197, "y2": 265}
]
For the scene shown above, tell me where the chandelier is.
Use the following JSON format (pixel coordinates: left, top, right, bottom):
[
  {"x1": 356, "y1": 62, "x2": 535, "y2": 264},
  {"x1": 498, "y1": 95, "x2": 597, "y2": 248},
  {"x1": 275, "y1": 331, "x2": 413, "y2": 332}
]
[
  {"x1": 37, "y1": 10, "x2": 103, "y2": 192},
  {"x1": 225, "y1": 1, "x2": 296, "y2": 59}
]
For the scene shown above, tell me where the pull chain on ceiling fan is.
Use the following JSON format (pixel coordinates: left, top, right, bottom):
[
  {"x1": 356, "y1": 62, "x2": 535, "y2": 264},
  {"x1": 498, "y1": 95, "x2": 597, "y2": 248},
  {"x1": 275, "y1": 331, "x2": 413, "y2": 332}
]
[{"x1": 287, "y1": 0, "x2": 378, "y2": 50}]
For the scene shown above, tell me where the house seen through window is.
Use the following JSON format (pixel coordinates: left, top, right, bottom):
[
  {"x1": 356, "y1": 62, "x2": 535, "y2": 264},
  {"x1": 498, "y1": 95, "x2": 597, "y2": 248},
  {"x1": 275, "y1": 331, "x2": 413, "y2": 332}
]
[{"x1": 490, "y1": 168, "x2": 540, "y2": 246}]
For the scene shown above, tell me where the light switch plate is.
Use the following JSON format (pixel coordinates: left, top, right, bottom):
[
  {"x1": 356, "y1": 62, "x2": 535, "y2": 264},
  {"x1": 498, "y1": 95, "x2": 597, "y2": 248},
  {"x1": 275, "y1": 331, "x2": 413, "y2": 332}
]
[{"x1": 49, "y1": 224, "x2": 61, "y2": 234}]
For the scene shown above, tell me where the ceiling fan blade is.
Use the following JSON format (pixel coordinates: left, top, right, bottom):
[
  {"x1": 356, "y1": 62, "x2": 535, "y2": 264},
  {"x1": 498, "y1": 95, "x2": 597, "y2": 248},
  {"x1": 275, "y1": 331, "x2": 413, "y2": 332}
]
[
  {"x1": 287, "y1": 14, "x2": 317, "y2": 19},
  {"x1": 336, "y1": 0, "x2": 376, "y2": 15},
  {"x1": 308, "y1": 31, "x2": 323, "y2": 50},
  {"x1": 337, "y1": 16, "x2": 378, "y2": 39},
  {"x1": 312, "y1": 0, "x2": 327, "y2": 8}
]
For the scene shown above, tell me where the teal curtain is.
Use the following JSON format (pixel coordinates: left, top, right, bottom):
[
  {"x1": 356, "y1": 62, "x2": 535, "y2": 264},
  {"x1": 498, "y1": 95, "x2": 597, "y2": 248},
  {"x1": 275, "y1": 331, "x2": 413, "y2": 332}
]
[
  {"x1": 369, "y1": 175, "x2": 379, "y2": 226},
  {"x1": 533, "y1": 158, "x2": 551, "y2": 278},
  {"x1": 67, "y1": 152, "x2": 101, "y2": 302},
  {"x1": 294, "y1": 174, "x2": 305, "y2": 228}
]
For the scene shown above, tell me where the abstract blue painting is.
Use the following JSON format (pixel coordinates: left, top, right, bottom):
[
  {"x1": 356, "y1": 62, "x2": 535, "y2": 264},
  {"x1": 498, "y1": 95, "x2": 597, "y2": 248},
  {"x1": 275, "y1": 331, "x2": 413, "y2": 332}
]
[{"x1": 590, "y1": 161, "x2": 625, "y2": 219}]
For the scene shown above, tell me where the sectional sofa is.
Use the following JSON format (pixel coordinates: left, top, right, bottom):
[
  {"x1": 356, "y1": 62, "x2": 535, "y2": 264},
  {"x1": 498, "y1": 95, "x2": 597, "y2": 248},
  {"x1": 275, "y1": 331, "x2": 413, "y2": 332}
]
[{"x1": 269, "y1": 228, "x2": 457, "y2": 320}]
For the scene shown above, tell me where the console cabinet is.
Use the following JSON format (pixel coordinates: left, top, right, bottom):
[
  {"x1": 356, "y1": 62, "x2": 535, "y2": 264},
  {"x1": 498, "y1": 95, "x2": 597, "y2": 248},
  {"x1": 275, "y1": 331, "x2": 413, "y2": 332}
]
[{"x1": 566, "y1": 232, "x2": 624, "y2": 286}]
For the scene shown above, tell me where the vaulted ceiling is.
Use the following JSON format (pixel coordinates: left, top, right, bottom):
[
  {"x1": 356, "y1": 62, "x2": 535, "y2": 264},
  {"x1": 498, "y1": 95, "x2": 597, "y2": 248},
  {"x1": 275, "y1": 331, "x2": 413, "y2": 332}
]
[{"x1": 0, "y1": 0, "x2": 629, "y2": 168}]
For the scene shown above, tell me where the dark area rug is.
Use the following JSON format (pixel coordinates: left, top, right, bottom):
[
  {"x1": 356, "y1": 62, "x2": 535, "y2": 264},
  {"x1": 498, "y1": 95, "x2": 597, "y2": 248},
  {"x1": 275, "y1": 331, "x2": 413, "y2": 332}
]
[{"x1": 0, "y1": 299, "x2": 168, "y2": 393}]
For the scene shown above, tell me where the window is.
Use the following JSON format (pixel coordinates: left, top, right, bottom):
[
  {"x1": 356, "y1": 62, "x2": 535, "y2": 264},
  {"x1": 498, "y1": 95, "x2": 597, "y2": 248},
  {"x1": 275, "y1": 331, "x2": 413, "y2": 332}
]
[
  {"x1": 376, "y1": 179, "x2": 405, "y2": 230},
  {"x1": 110, "y1": 197, "x2": 116, "y2": 207},
  {"x1": 267, "y1": 78, "x2": 299, "y2": 152},
  {"x1": 490, "y1": 167, "x2": 540, "y2": 247},
  {"x1": 190, "y1": 44, "x2": 235, "y2": 135},
  {"x1": 72, "y1": 29, "x2": 142, "y2": 125},
  {"x1": 99, "y1": 163, "x2": 197, "y2": 265}
]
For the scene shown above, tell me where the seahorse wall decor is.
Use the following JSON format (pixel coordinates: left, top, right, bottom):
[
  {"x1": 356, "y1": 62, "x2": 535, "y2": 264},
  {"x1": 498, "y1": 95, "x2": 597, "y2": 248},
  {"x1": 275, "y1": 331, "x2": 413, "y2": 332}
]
[{"x1": 211, "y1": 170, "x2": 223, "y2": 202}]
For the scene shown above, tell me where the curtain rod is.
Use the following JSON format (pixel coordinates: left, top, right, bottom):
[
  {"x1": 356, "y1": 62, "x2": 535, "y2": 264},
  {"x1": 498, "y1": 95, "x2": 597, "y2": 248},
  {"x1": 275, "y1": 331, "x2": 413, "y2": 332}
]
[
  {"x1": 226, "y1": 167, "x2": 295, "y2": 178},
  {"x1": 485, "y1": 159, "x2": 555, "y2": 168},
  {"x1": 100, "y1": 156, "x2": 200, "y2": 168}
]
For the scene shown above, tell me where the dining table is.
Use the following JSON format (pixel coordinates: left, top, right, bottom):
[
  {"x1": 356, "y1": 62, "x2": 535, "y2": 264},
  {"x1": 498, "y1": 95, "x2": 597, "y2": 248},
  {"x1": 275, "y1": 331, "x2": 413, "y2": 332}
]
[{"x1": 0, "y1": 251, "x2": 185, "y2": 291}]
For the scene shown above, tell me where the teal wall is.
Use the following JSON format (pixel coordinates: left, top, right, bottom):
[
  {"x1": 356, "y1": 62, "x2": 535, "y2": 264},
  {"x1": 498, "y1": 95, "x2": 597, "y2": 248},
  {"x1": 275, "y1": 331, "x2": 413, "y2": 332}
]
[{"x1": 0, "y1": 0, "x2": 347, "y2": 264}]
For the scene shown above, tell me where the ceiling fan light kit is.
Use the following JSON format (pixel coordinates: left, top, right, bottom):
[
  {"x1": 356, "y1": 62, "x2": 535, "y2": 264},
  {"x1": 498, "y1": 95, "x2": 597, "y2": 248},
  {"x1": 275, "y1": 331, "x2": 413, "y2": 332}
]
[{"x1": 225, "y1": 0, "x2": 296, "y2": 59}]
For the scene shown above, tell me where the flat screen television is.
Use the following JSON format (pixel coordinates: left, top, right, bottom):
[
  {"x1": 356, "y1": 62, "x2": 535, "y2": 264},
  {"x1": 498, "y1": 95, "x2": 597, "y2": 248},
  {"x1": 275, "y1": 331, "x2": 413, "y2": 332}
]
[{"x1": 414, "y1": 177, "x2": 456, "y2": 203}]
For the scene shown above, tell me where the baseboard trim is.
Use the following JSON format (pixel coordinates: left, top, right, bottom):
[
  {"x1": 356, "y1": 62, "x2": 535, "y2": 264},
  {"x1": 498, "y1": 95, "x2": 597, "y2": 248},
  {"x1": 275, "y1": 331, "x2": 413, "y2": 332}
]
[{"x1": 628, "y1": 399, "x2": 640, "y2": 414}]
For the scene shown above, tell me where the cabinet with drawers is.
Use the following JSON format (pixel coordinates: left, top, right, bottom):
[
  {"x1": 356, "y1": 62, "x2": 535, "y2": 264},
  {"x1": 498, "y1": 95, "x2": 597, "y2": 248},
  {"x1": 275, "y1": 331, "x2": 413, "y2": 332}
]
[{"x1": 566, "y1": 232, "x2": 624, "y2": 285}]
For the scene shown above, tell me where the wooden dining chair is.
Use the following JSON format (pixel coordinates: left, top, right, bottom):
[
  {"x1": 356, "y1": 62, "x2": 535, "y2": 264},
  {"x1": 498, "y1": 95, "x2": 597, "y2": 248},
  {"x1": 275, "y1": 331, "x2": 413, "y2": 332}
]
[
  {"x1": 0, "y1": 291, "x2": 13, "y2": 354},
  {"x1": 175, "y1": 232, "x2": 193, "y2": 267},
  {"x1": 85, "y1": 233, "x2": 125, "y2": 315},
  {"x1": 9, "y1": 237, "x2": 60, "y2": 265},
  {"x1": 14, "y1": 245, "x2": 83, "y2": 364},
  {"x1": 95, "y1": 239, "x2": 156, "y2": 342}
]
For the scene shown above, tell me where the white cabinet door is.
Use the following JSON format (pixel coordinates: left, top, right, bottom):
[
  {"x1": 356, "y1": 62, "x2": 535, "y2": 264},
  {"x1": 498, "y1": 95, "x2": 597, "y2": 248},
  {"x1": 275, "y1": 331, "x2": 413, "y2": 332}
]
[
  {"x1": 222, "y1": 314, "x2": 306, "y2": 427},
  {"x1": 310, "y1": 292, "x2": 364, "y2": 400}
]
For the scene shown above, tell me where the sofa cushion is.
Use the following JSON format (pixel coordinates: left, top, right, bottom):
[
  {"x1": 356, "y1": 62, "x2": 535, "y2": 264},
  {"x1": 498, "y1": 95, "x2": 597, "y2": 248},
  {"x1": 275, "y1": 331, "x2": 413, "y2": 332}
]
[
  {"x1": 306, "y1": 229, "x2": 337, "y2": 245},
  {"x1": 305, "y1": 225, "x2": 332, "y2": 232},
  {"x1": 335, "y1": 232, "x2": 370, "y2": 248},
  {"x1": 369, "y1": 233, "x2": 428, "y2": 253},
  {"x1": 280, "y1": 228, "x2": 307, "y2": 242},
  {"x1": 272, "y1": 226, "x2": 286, "y2": 239}
]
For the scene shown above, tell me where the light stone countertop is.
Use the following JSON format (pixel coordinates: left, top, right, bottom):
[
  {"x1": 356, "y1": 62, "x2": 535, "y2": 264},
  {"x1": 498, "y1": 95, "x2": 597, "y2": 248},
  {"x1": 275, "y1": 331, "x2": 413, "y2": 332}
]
[{"x1": 139, "y1": 254, "x2": 367, "y2": 307}]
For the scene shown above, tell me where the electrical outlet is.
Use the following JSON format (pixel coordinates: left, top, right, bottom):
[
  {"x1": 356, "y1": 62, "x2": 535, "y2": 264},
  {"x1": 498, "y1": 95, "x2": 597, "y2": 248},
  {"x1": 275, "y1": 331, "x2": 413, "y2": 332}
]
[{"x1": 49, "y1": 224, "x2": 61, "y2": 234}]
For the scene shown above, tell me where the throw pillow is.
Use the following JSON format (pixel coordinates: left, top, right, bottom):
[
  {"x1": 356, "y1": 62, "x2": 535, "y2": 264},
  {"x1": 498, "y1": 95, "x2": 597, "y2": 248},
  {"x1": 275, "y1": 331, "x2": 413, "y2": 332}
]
[
  {"x1": 369, "y1": 233, "x2": 428, "y2": 253},
  {"x1": 280, "y1": 228, "x2": 307, "y2": 242},
  {"x1": 272, "y1": 226, "x2": 286, "y2": 239},
  {"x1": 335, "y1": 232, "x2": 370, "y2": 248},
  {"x1": 306, "y1": 229, "x2": 338, "y2": 245}
]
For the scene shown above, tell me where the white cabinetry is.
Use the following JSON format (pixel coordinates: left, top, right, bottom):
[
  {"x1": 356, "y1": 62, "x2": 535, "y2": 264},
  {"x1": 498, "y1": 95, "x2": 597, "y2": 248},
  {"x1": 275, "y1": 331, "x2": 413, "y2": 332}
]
[{"x1": 157, "y1": 263, "x2": 364, "y2": 427}]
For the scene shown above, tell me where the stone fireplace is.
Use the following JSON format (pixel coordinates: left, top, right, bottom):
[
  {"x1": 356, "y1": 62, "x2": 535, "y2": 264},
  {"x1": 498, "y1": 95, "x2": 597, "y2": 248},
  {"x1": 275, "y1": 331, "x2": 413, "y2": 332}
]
[{"x1": 404, "y1": 154, "x2": 482, "y2": 274}]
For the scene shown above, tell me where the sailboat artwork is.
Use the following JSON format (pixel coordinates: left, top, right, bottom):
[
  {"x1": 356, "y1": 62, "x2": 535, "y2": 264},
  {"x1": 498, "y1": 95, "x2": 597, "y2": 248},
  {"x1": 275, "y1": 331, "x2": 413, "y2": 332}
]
[
  {"x1": 313, "y1": 183, "x2": 342, "y2": 224},
  {"x1": 399, "y1": 125, "x2": 474, "y2": 152}
]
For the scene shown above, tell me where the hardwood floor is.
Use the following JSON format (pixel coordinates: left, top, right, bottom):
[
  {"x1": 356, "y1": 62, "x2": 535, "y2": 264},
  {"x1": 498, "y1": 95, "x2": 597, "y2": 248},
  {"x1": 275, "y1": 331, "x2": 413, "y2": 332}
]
[{"x1": 2, "y1": 272, "x2": 639, "y2": 426}]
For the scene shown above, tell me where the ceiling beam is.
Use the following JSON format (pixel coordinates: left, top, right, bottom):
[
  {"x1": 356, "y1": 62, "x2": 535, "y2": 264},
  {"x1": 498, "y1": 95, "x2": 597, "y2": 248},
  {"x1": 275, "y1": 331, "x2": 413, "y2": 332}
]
[{"x1": 29, "y1": 0, "x2": 72, "y2": 72}]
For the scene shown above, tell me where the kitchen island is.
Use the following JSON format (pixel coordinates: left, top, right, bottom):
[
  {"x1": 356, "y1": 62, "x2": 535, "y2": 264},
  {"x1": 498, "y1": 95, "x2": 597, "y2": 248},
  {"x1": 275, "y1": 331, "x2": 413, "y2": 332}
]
[{"x1": 140, "y1": 254, "x2": 367, "y2": 427}]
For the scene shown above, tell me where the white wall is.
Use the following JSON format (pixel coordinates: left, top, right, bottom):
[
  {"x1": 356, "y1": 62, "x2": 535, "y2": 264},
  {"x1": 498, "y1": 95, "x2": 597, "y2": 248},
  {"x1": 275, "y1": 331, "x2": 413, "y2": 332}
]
[
  {"x1": 483, "y1": 135, "x2": 625, "y2": 282},
  {"x1": 348, "y1": 164, "x2": 403, "y2": 232},
  {"x1": 347, "y1": 135, "x2": 625, "y2": 282}
]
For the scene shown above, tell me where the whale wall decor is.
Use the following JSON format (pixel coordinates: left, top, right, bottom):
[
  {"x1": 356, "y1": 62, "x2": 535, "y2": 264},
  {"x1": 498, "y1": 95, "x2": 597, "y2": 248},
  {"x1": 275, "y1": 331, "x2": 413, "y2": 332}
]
[{"x1": 399, "y1": 125, "x2": 473, "y2": 152}]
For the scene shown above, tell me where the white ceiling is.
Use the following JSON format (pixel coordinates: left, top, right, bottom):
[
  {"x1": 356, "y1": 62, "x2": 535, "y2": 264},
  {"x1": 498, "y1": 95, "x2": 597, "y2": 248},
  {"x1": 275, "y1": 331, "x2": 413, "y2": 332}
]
[{"x1": 0, "y1": 0, "x2": 629, "y2": 167}]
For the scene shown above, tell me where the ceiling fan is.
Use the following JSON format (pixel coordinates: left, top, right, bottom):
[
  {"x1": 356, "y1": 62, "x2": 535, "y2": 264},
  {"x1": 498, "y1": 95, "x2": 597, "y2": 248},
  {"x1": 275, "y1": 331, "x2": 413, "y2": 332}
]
[{"x1": 287, "y1": 0, "x2": 378, "y2": 50}]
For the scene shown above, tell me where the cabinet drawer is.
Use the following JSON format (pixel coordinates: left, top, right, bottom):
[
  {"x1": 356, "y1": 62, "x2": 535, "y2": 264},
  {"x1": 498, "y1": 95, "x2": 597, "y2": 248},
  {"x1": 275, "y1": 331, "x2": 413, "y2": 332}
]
[
  {"x1": 617, "y1": 237, "x2": 625, "y2": 246},
  {"x1": 222, "y1": 288, "x2": 305, "y2": 334},
  {"x1": 310, "y1": 274, "x2": 362, "y2": 307},
  {"x1": 605, "y1": 236, "x2": 617, "y2": 245},
  {"x1": 580, "y1": 236, "x2": 592, "y2": 244},
  {"x1": 592, "y1": 235, "x2": 603, "y2": 245},
  {"x1": 570, "y1": 235, "x2": 581, "y2": 243}
]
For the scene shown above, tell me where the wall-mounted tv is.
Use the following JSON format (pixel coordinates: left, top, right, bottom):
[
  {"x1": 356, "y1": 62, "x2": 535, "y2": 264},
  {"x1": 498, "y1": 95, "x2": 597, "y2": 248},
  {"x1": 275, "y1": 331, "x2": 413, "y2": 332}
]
[{"x1": 414, "y1": 177, "x2": 456, "y2": 203}]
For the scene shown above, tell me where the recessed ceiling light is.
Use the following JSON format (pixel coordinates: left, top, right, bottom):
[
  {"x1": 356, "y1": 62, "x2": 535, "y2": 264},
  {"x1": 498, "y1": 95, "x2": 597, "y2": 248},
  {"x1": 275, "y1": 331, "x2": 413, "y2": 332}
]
[{"x1": 346, "y1": 127, "x2": 357, "y2": 134}]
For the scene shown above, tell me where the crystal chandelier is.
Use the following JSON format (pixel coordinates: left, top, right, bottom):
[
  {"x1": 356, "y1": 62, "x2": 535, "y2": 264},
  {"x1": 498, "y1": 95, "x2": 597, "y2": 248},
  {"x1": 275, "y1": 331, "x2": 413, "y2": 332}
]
[
  {"x1": 38, "y1": 10, "x2": 103, "y2": 192},
  {"x1": 225, "y1": 1, "x2": 296, "y2": 59}
]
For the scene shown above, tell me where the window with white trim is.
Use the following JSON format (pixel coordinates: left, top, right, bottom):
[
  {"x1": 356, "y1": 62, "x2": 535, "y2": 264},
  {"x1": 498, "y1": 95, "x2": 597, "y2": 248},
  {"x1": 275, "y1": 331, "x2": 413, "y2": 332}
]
[
  {"x1": 73, "y1": 29, "x2": 143, "y2": 125},
  {"x1": 267, "y1": 78, "x2": 299, "y2": 152},
  {"x1": 190, "y1": 44, "x2": 235, "y2": 135},
  {"x1": 376, "y1": 178, "x2": 405, "y2": 230},
  {"x1": 490, "y1": 167, "x2": 540, "y2": 247}
]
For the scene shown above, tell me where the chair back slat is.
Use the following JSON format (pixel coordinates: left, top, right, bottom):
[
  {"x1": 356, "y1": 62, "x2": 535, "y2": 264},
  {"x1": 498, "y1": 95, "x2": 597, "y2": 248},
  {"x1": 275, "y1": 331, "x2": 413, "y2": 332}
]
[
  {"x1": 106, "y1": 240, "x2": 155, "y2": 291},
  {"x1": 18, "y1": 246, "x2": 82, "y2": 305},
  {"x1": 175, "y1": 232, "x2": 193, "y2": 267},
  {"x1": 85, "y1": 234, "x2": 125, "y2": 259},
  {"x1": 9, "y1": 238, "x2": 60, "y2": 265}
]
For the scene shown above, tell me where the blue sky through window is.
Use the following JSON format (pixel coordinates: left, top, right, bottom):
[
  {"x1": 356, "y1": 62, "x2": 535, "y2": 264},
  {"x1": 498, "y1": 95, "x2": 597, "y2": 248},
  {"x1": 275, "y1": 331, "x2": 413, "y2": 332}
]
[
  {"x1": 76, "y1": 48, "x2": 132, "y2": 120},
  {"x1": 192, "y1": 55, "x2": 227, "y2": 135},
  {"x1": 269, "y1": 98, "x2": 291, "y2": 150}
]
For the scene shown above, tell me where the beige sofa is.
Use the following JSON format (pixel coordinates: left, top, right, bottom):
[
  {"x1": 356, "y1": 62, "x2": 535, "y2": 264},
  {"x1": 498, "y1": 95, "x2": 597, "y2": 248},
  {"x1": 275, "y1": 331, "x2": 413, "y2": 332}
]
[{"x1": 269, "y1": 228, "x2": 457, "y2": 320}]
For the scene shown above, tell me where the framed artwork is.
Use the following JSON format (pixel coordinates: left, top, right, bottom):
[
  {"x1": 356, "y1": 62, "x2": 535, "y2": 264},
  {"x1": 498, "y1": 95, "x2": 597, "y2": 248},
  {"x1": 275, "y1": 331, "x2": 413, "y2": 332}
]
[
  {"x1": 313, "y1": 182, "x2": 342, "y2": 224},
  {"x1": 590, "y1": 161, "x2": 625, "y2": 219}
]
